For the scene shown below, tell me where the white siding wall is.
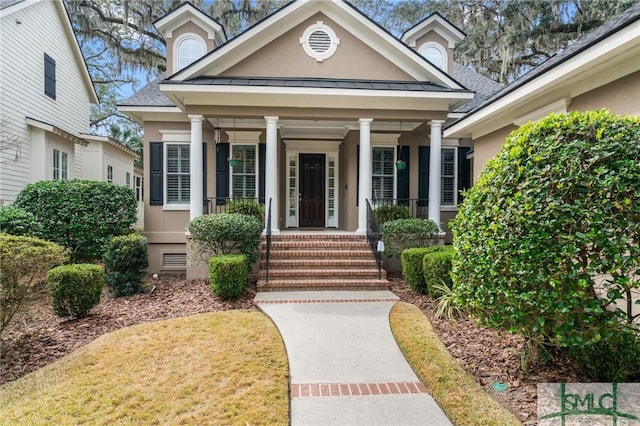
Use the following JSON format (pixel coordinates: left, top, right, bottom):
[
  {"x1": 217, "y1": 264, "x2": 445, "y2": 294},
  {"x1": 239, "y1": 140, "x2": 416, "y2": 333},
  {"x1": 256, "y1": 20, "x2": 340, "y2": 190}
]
[
  {"x1": 103, "y1": 143, "x2": 135, "y2": 187},
  {"x1": 0, "y1": 1, "x2": 92, "y2": 203}
]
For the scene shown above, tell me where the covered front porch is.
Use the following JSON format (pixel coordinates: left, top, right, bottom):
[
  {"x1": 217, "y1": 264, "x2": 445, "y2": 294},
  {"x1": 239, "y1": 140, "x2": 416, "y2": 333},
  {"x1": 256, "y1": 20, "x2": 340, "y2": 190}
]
[{"x1": 183, "y1": 115, "x2": 452, "y2": 234}]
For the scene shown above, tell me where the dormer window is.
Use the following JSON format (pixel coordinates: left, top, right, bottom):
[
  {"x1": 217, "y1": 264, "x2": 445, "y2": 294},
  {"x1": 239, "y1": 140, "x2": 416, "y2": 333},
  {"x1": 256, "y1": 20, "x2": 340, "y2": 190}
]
[
  {"x1": 176, "y1": 35, "x2": 205, "y2": 71},
  {"x1": 419, "y1": 43, "x2": 447, "y2": 71}
]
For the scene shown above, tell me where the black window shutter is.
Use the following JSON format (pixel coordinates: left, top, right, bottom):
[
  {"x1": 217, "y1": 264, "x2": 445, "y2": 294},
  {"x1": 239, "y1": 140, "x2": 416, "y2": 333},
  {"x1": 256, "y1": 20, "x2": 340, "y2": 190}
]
[
  {"x1": 44, "y1": 54, "x2": 56, "y2": 99},
  {"x1": 258, "y1": 143, "x2": 266, "y2": 204},
  {"x1": 457, "y1": 147, "x2": 471, "y2": 204},
  {"x1": 396, "y1": 145, "x2": 410, "y2": 205},
  {"x1": 149, "y1": 142, "x2": 163, "y2": 205},
  {"x1": 216, "y1": 143, "x2": 229, "y2": 205},
  {"x1": 202, "y1": 143, "x2": 207, "y2": 211},
  {"x1": 418, "y1": 146, "x2": 430, "y2": 206},
  {"x1": 356, "y1": 145, "x2": 359, "y2": 206}
]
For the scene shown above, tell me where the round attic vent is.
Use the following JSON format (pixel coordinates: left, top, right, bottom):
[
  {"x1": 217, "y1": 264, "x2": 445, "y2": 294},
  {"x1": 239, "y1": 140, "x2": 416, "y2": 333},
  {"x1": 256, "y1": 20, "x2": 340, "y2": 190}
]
[{"x1": 300, "y1": 21, "x2": 340, "y2": 62}]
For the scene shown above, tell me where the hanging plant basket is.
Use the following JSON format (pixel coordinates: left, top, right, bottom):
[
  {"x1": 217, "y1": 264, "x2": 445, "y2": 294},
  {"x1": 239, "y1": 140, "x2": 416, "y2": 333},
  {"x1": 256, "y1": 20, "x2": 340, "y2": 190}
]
[
  {"x1": 229, "y1": 158, "x2": 241, "y2": 168},
  {"x1": 395, "y1": 160, "x2": 406, "y2": 171}
]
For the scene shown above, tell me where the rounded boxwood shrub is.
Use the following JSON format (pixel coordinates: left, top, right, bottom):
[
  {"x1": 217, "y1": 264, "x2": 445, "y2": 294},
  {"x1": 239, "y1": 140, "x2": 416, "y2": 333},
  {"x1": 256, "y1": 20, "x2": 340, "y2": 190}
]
[
  {"x1": 374, "y1": 204, "x2": 410, "y2": 225},
  {"x1": 209, "y1": 254, "x2": 249, "y2": 299},
  {"x1": 451, "y1": 110, "x2": 640, "y2": 378},
  {"x1": 0, "y1": 205, "x2": 42, "y2": 237},
  {"x1": 226, "y1": 199, "x2": 264, "y2": 224},
  {"x1": 187, "y1": 213, "x2": 262, "y2": 264},
  {"x1": 47, "y1": 263, "x2": 104, "y2": 318},
  {"x1": 422, "y1": 245, "x2": 454, "y2": 297},
  {"x1": 1, "y1": 234, "x2": 67, "y2": 333},
  {"x1": 13, "y1": 179, "x2": 137, "y2": 262},
  {"x1": 381, "y1": 218, "x2": 440, "y2": 258},
  {"x1": 103, "y1": 234, "x2": 148, "y2": 297}
]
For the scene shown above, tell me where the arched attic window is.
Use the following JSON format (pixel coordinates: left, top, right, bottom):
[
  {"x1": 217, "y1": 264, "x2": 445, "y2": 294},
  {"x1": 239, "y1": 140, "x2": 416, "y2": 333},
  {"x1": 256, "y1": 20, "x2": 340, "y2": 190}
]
[
  {"x1": 176, "y1": 35, "x2": 205, "y2": 71},
  {"x1": 418, "y1": 42, "x2": 447, "y2": 71}
]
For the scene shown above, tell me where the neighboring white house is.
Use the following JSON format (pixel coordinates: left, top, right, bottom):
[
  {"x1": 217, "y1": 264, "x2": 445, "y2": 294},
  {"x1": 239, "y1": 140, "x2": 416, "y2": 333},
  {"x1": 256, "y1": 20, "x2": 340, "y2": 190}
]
[{"x1": 0, "y1": 0, "x2": 139, "y2": 208}]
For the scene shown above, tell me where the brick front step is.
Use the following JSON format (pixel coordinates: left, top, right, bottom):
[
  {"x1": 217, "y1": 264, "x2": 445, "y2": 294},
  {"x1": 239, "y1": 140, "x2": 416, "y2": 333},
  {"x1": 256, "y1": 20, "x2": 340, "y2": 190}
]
[
  {"x1": 258, "y1": 233, "x2": 388, "y2": 292},
  {"x1": 257, "y1": 279, "x2": 389, "y2": 292},
  {"x1": 261, "y1": 259, "x2": 378, "y2": 269}
]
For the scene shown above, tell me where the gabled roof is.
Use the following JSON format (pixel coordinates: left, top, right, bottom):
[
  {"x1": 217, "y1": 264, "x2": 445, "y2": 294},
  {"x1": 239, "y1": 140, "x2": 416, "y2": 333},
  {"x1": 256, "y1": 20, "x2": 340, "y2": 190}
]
[
  {"x1": 154, "y1": 1, "x2": 226, "y2": 45},
  {"x1": 401, "y1": 12, "x2": 465, "y2": 49},
  {"x1": 451, "y1": 62, "x2": 504, "y2": 113},
  {"x1": 445, "y1": 2, "x2": 640, "y2": 138},
  {"x1": 1, "y1": 0, "x2": 98, "y2": 104},
  {"x1": 169, "y1": 0, "x2": 466, "y2": 90}
]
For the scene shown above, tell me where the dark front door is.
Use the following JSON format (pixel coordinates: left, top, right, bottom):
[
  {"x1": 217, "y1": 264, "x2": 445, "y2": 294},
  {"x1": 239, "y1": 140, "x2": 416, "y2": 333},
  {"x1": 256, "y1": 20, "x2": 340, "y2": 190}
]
[{"x1": 299, "y1": 154, "x2": 325, "y2": 228}]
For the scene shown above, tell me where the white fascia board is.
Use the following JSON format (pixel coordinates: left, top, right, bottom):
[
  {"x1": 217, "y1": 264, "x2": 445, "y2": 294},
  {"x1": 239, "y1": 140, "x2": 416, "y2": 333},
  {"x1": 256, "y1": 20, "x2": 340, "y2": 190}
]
[
  {"x1": 444, "y1": 25, "x2": 639, "y2": 139},
  {"x1": 117, "y1": 106, "x2": 187, "y2": 124},
  {"x1": 401, "y1": 15, "x2": 465, "y2": 48},
  {"x1": 154, "y1": 4, "x2": 224, "y2": 41},
  {"x1": 0, "y1": 0, "x2": 36, "y2": 17},
  {"x1": 56, "y1": 0, "x2": 99, "y2": 104},
  {"x1": 160, "y1": 83, "x2": 474, "y2": 101},
  {"x1": 171, "y1": 0, "x2": 312, "y2": 81},
  {"x1": 172, "y1": 0, "x2": 464, "y2": 90},
  {"x1": 81, "y1": 134, "x2": 138, "y2": 157},
  {"x1": 26, "y1": 117, "x2": 89, "y2": 146}
]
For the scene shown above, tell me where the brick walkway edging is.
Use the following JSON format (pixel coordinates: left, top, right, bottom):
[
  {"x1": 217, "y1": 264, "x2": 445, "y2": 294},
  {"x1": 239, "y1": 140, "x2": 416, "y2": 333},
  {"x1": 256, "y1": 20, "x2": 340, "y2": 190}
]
[
  {"x1": 291, "y1": 382, "x2": 428, "y2": 398},
  {"x1": 257, "y1": 298, "x2": 398, "y2": 304}
]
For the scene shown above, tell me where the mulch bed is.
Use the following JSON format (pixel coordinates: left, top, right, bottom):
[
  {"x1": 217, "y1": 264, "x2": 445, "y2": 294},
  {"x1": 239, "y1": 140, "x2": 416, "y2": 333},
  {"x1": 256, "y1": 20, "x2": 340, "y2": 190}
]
[{"x1": 1, "y1": 273, "x2": 583, "y2": 424}]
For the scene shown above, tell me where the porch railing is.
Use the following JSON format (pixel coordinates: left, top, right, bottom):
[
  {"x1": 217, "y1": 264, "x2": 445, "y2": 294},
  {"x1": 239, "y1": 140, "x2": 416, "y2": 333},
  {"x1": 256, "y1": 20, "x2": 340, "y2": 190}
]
[
  {"x1": 204, "y1": 197, "x2": 264, "y2": 215},
  {"x1": 366, "y1": 199, "x2": 382, "y2": 280},
  {"x1": 265, "y1": 198, "x2": 272, "y2": 283},
  {"x1": 369, "y1": 198, "x2": 429, "y2": 219}
]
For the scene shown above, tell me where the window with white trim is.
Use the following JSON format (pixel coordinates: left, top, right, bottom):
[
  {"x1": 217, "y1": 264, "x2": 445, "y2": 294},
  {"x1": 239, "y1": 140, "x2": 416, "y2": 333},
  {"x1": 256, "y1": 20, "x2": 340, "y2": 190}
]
[
  {"x1": 135, "y1": 176, "x2": 142, "y2": 201},
  {"x1": 372, "y1": 147, "x2": 395, "y2": 201},
  {"x1": 419, "y1": 43, "x2": 446, "y2": 70},
  {"x1": 441, "y1": 148, "x2": 456, "y2": 206},
  {"x1": 126, "y1": 172, "x2": 131, "y2": 187},
  {"x1": 166, "y1": 144, "x2": 190, "y2": 204},
  {"x1": 176, "y1": 36, "x2": 204, "y2": 71},
  {"x1": 52, "y1": 149, "x2": 68, "y2": 180},
  {"x1": 231, "y1": 144, "x2": 257, "y2": 199},
  {"x1": 44, "y1": 53, "x2": 56, "y2": 99}
]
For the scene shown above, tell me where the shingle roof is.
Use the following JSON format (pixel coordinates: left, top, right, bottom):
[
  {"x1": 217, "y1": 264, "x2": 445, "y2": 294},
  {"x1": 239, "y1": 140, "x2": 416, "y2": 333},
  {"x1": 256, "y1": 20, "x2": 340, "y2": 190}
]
[
  {"x1": 451, "y1": 62, "x2": 504, "y2": 112},
  {"x1": 0, "y1": 0, "x2": 24, "y2": 10},
  {"x1": 120, "y1": 74, "x2": 174, "y2": 107},
  {"x1": 176, "y1": 76, "x2": 463, "y2": 92},
  {"x1": 454, "y1": 2, "x2": 640, "y2": 120}
]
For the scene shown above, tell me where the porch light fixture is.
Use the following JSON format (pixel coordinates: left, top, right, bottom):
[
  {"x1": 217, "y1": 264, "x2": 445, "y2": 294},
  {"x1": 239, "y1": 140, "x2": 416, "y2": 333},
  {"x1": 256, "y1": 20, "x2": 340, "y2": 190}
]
[
  {"x1": 214, "y1": 126, "x2": 221, "y2": 144},
  {"x1": 396, "y1": 122, "x2": 406, "y2": 170}
]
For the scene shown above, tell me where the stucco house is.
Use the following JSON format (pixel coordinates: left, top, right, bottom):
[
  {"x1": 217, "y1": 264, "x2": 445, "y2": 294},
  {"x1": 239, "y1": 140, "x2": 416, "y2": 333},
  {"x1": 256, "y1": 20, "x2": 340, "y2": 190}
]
[
  {"x1": 444, "y1": 1, "x2": 640, "y2": 181},
  {"x1": 0, "y1": 0, "x2": 140, "y2": 213},
  {"x1": 120, "y1": 0, "x2": 506, "y2": 275}
]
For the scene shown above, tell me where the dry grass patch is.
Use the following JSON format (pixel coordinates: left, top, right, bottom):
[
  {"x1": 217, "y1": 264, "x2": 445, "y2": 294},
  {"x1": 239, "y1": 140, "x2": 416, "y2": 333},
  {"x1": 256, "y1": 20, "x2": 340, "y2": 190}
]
[
  {"x1": 390, "y1": 302, "x2": 521, "y2": 426},
  {"x1": 0, "y1": 310, "x2": 288, "y2": 425}
]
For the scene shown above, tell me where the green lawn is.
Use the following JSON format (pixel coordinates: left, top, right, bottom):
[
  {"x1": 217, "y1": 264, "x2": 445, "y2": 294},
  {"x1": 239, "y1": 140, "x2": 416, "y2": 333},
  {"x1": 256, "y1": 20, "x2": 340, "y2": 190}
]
[
  {"x1": 0, "y1": 310, "x2": 289, "y2": 425},
  {"x1": 390, "y1": 302, "x2": 522, "y2": 426}
]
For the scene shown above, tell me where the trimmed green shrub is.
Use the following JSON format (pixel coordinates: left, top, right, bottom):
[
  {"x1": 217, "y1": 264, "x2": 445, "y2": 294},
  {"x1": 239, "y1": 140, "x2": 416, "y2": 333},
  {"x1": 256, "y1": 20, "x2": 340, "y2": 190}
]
[
  {"x1": 0, "y1": 234, "x2": 67, "y2": 333},
  {"x1": 374, "y1": 204, "x2": 410, "y2": 225},
  {"x1": 209, "y1": 254, "x2": 249, "y2": 299},
  {"x1": 47, "y1": 264, "x2": 104, "y2": 318},
  {"x1": 13, "y1": 179, "x2": 137, "y2": 262},
  {"x1": 381, "y1": 218, "x2": 440, "y2": 258},
  {"x1": 423, "y1": 246, "x2": 454, "y2": 297},
  {"x1": 400, "y1": 246, "x2": 443, "y2": 294},
  {"x1": 226, "y1": 199, "x2": 265, "y2": 224},
  {"x1": 187, "y1": 213, "x2": 262, "y2": 264},
  {"x1": 451, "y1": 110, "x2": 640, "y2": 378},
  {"x1": 103, "y1": 234, "x2": 149, "y2": 297},
  {"x1": 0, "y1": 205, "x2": 42, "y2": 237}
]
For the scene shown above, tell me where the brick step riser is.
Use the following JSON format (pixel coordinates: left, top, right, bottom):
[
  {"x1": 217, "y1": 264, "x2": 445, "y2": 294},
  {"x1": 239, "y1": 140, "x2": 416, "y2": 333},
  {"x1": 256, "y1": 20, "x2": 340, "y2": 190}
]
[
  {"x1": 263, "y1": 236, "x2": 367, "y2": 242},
  {"x1": 263, "y1": 251, "x2": 373, "y2": 258},
  {"x1": 260, "y1": 262, "x2": 378, "y2": 269},
  {"x1": 262, "y1": 246, "x2": 371, "y2": 253},
  {"x1": 260, "y1": 272, "x2": 386, "y2": 280},
  {"x1": 257, "y1": 281, "x2": 389, "y2": 292}
]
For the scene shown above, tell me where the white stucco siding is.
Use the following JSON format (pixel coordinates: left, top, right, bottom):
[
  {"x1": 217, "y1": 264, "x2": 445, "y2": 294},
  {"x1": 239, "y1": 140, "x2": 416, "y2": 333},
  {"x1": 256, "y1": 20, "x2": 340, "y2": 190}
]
[{"x1": 0, "y1": 0, "x2": 93, "y2": 203}]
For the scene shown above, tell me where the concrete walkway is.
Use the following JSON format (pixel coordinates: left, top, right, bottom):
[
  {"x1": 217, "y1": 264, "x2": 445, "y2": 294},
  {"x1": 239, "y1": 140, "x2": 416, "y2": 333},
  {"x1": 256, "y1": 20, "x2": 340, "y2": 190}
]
[{"x1": 255, "y1": 291, "x2": 452, "y2": 426}]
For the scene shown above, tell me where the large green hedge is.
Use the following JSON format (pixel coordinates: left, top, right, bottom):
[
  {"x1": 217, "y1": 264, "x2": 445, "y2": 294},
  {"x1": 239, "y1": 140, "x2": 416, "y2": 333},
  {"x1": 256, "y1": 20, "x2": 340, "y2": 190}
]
[
  {"x1": 451, "y1": 110, "x2": 640, "y2": 379},
  {"x1": 187, "y1": 213, "x2": 262, "y2": 264},
  {"x1": 0, "y1": 234, "x2": 67, "y2": 333},
  {"x1": 381, "y1": 218, "x2": 440, "y2": 258},
  {"x1": 13, "y1": 180, "x2": 137, "y2": 261},
  {"x1": 0, "y1": 205, "x2": 42, "y2": 237}
]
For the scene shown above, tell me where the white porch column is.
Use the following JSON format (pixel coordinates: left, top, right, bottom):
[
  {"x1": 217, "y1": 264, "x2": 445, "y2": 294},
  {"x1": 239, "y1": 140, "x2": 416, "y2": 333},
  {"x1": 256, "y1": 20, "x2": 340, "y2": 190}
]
[
  {"x1": 428, "y1": 120, "x2": 445, "y2": 228},
  {"x1": 356, "y1": 118, "x2": 373, "y2": 234},
  {"x1": 265, "y1": 116, "x2": 280, "y2": 232},
  {"x1": 189, "y1": 114, "x2": 204, "y2": 221}
]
